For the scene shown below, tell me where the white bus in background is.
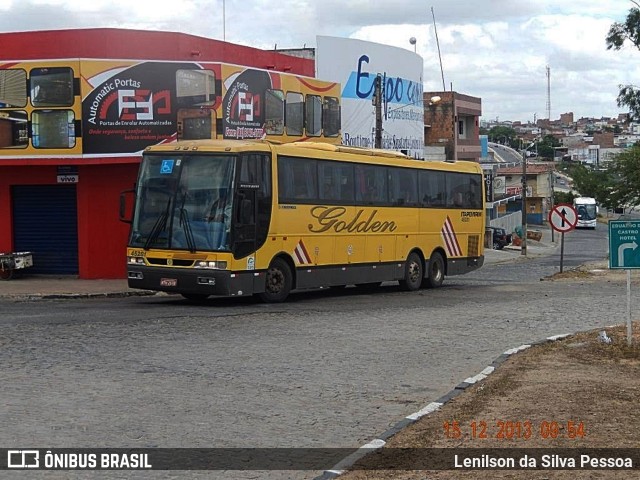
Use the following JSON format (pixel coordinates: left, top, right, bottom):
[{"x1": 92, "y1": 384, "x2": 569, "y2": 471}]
[{"x1": 573, "y1": 197, "x2": 598, "y2": 229}]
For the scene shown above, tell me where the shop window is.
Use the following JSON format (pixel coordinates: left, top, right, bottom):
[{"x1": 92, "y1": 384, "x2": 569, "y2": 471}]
[
  {"x1": 0, "y1": 69, "x2": 27, "y2": 108},
  {"x1": 32, "y1": 110, "x2": 76, "y2": 148},
  {"x1": 30, "y1": 67, "x2": 74, "y2": 107}
]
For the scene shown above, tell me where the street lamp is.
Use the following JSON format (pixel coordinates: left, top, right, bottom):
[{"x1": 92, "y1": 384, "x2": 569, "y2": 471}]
[{"x1": 409, "y1": 37, "x2": 417, "y2": 53}]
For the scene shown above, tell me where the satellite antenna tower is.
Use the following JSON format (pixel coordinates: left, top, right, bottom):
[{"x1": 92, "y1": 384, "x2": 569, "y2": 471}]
[{"x1": 546, "y1": 65, "x2": 551, "y2": 120}]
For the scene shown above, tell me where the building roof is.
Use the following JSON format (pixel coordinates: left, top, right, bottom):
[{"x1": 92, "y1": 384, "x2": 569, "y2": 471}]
[{"x1": 0, "y1": 28, "x2": 314, "y2": 76}]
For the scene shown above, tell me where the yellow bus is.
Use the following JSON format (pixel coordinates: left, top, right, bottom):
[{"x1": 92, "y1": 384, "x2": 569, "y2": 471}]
[{"x1": 124, "y1": 140, "x2": 485, "y2": 302}]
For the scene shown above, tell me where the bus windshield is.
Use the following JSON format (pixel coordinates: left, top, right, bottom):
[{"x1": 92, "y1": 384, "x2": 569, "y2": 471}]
[
  {"x1": 130, "y1": 154, "x2": 236, "y2": 251},
  {"x1": 577, "y1": 204, "x2": 597, "y2": 220}
]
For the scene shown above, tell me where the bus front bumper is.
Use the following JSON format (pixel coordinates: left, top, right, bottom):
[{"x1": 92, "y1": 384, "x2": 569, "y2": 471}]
[{"x1": 127, "y1": 266, "x2": 261, "y2": 297}]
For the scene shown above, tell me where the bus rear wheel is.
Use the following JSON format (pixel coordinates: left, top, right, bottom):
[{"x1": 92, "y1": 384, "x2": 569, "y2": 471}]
[
  {"x1": 423, "y1": 252, "x2": 445, "y2": 288},
  {"x1": 400, "y1": 252, "x2": 423, "y2": 291},
  {"x1": 259, "y1": 258, "x2": 292, "y2": 303}
]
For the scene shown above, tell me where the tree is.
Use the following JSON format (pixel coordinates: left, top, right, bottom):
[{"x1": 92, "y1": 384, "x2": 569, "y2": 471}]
[
  {"x1": 488, "y1": 126, "x2": 517, "y2": 146},
  {"x1": 567, "y1": 164, "x2": 618, "y2": 210},
  {"x1": 553, "y1": 191, "x2": 576, "y2": 205},
  {"x1": 607, "y1": 145, "x2": 640, "y2": 208},
  {"x1": 536, "y1": 135, "x2": 560, "y2": 159},
  {"x1": 606, "y1": 5, "x2": 640, "y2": 119}
]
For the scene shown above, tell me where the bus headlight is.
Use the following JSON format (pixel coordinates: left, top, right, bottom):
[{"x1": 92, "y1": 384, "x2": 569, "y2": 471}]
[
  {"x1": 127, "y1": 256, "x2": 145, "y2": 265},
  {"x1": 195, "y1": 260, "x2": 227, "y2": 270}
]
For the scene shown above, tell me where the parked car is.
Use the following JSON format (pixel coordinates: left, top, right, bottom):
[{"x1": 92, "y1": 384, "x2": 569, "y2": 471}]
[{"x1": 490, "y1": 227, "x2": 512, "y2": 250}]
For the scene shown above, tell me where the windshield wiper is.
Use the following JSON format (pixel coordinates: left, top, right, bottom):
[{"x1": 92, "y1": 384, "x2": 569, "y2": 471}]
[
  {"x1": 179, "y1": 207, "x2": 196, "y2": 253},
  {"x1": 144, "y1": 199, "x2": 171, "y2": 250}
]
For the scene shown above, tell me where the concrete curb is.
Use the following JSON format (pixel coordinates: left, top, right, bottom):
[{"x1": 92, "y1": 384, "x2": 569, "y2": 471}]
[
  {"x1": 313, "y1": 332, "x2": 573, "y2": 479},
  {"x1": 7, "y1": 291, "x2": 158, "y2": 301}
]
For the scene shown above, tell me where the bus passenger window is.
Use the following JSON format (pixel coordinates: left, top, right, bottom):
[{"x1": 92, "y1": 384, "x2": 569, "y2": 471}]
[
  {"x1": 305, "y1": 95, "x2": 322, "y2": 137},
  {"x1": 265, "y1": 89, "x2": 284, "y2": 135},
  {"x1": 322, "y1": 97, "x2": 340, "y2": 137},
  {"x1": 278, "y1": 156, "x2": 316, "y2": 202},
  {"x1": 30, "y1": 67, "x2": 74, "y2": 107},
  {"x1": 355, "y1": 164, "x2": 387, "y2": 205},
  {"x1": 390, "y1": 167, "x2": 417, "y2": 206},
  {"x1": 419, "y1": 170, "x2": 445, "y2": 207},
  {"x1": 285, "y1": 92, "x2": 304, "y2": 136}
]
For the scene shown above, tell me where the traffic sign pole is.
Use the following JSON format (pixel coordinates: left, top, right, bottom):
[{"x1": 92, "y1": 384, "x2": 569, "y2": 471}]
[
  {"x1": 628, "y1": 270, "x2": 632, "y2": 347},
  {"x1": 560, "y1": 232, "x2": 565, "y2": 273},
  {"x1": 549, "y1": 203, "x2": 577, "y2": 274}
]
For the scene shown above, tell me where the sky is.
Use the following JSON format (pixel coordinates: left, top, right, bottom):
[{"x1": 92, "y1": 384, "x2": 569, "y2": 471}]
[{"x1": 1, "y1": 0, "x2": 639, "y2": 124}]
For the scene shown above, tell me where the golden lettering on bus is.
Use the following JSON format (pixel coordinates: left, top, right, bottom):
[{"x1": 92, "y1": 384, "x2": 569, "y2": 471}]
[{"x1": 308, "y1": 206, "x2": 397, "y2": 234}]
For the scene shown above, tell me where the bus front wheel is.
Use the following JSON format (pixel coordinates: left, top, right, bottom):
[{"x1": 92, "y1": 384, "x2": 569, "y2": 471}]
[
  {"x1": 0, "y1": 268, "x2": 13, "y2": 280},
  {"x1": 259, "y1": 258, "x2": 292, "y2": 303},
  {"x1": 423, "y1": 252, "x2": 445, "y2": 288},
  {"x1": 400, "y1": 252, "x2": 423, "y2": 291}
]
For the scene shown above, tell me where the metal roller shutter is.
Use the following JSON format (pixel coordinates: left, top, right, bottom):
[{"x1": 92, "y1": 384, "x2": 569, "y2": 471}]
[{"x1": 12, "y1": 185, "x2": 78, "y2": 275}]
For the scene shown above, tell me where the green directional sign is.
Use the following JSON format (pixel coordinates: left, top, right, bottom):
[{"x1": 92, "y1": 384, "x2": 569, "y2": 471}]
[{"x1": 609, "y1": 220, "x2": 640, "y2": 269}]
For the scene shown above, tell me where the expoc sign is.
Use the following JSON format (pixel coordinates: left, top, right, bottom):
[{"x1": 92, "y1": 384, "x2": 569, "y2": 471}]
[{"x1": 316, "y1": 36, "x2": 424, "y2": 159}]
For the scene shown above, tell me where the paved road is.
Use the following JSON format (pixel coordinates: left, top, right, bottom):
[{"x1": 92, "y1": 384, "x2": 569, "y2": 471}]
[{"x1": 0, "y1": 226, "x2": 628, "y2": 479}]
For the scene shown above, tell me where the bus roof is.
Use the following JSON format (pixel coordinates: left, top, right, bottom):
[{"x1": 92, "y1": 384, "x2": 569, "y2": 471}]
[
  {"x1": 144, "y1": 140, "x2": 482, "y2": 174},
  {"x1": 574, "y1": 197, "x2": 597, "y2": 204}
]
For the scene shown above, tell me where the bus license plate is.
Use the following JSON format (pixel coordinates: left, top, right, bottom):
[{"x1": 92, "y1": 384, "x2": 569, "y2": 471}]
[{"x1": 160, "y1": 278, "x2": 177, "y2": 287}]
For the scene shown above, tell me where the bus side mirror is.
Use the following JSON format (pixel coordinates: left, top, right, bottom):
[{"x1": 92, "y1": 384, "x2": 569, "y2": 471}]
[{"x1": 119, "y1": 189, "x2": 135, "y2": 224}]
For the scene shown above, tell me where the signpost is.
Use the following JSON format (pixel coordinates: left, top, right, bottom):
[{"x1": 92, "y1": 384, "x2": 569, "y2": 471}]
[
  {"x1": 609, "y1": 220, "x2": 640, "y2": 345},
  {"x1": 548, "y1": 203, "x2": 577, "y2": 273}
]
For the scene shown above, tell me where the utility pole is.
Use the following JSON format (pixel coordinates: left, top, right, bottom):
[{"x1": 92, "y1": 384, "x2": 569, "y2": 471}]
[
  {"x1": 374, "y1": 74, "x2": 382, "y2": 148},
  {"x1": 521, "y1": 149, "x2": 527, "y2": 256},
  {"x1": 549, "y1": 167, "x2": 555, "y2": 243}
]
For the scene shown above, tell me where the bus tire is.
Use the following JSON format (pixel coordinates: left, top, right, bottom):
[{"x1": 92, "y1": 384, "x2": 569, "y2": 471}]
[
  {"x1": 0, "y1": 268, "x2": 13, "y2": 280},
  {"x1": 400, "y1": 252, "x2": 423, "y2": 291},
  {"x1": 259, "y1": 257, "x2": 292, "y2": 303},
  {"x1": 423, "y1": 252, "x2": 445, "y2": 288}
]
